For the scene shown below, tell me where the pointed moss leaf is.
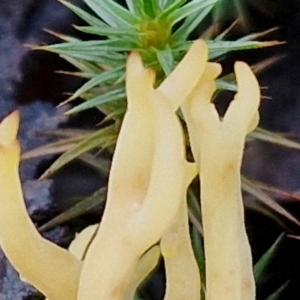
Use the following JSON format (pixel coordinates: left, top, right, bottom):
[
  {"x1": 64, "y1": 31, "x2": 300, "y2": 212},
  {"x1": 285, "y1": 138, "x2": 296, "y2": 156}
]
[
  {"x1": 172, "y1": 40, "x2": 191, "y2": 52},
  {"x1": 80, "y1": 153, "x2": 110, "y2": 176},
  {"x1": 70, "y1": 67, "x2": 125, "y2": 101},
  {"x1": 157, "y1": 0, "x2": 186, "y2": 22},
  {"x1": 40, "y1": 125, "x2": 116, "y2": 179},
  {"x1": 60, "y1": 55, "x2": 102, "y2": 74},
  {"x1": 187, "y1": 188, "x2": 203, "y2": 235},
  {"x1": 84, "y1": 0, "x2": 139, "y2": 27},
  {"x1": 191, "y1": 227, "x2": 205, "y2": 282},
  {"x1": 169, "y1": 0, "x2": 219, "y2": 26},
  {"x1": 59, "y1": 0, "x2": 107, "y2": 27},
  {"x1": 40, "y1": 187, "x2": 107, "y2": 231},
  {"x1": 67, "y1": 88, "x2": 126, "y2": 114},
  {"x1": 101, "y1": 106, "x2": 126, "y2": 123},
  {"x1": 158, "y1": 0, "x2": 171, "y2": 9},
  {"x1": 162, "y1": 0, "x2": 184, "y2": 9},
  {"x1": 242, "y1": 177, "x2": 300, "y2": 226},
  {"x1": 149, "y1": 0, "x2": 161, "y2": 14},
  {"x1": 84, "y1": 0, "x2": 121, "y2": 27},
  {"x1": 216, "y1": 79, "x2": 237, "y2": 92},
  {"x1": 60, "y1": 52, "x2": 123, "y2": 66},
  {"x1": 57, "y1": 70, "x2": 95, "y2": 79},
  {"x1": 74, "y1": 25, "x2": 139, "y2": 37},
  {"x1": 187, "y1": 189, "x2": 201, "y2": 219},
  {"x1": 172, "y1": 5, "x2": 213, "y2": 41},
  {"x1": 125, "y1": 0, "x2": 144, "y2": 16},
  {"x1": 208, "y1": 40, "x2": 269, "y2": 50},
  {"x1": 250, "y1": 128, "x2": 300, "y2": 150},
  {"x1": 254, "y1": 233, "x2": 285, "y2": 284},
  {"x1": 58, "y1": 51, "x2": 124, "y2": 66},
  {"x1": 44, "y1": 29, "x2": 80, "y2": 42},
  {"x1": 158, "y1": 0, "x2": 166, "y2": 9},
  {"x1": 43, "y1": 40, "x2": 130, "y2": 65},
  {"x1": 144, "y1": 0, "x2": 161, "y2": 17},
  {"x1": 156, "y1": 47, "x2": 174, "y2": 75},
  {"x1": 44, "y1": 39, "x2": 135, "y2": 52},
  {"x1": 124, "y1": 0, "x2": 135, "y2": 12},
  {"x1": 238, "y1": 29, "x2": 281, "y2": 42},
  {"x1": 265, "y1": 281, "x2": 290, "y2": 300},
  {"x1": 208, "y1": 40, "x2": 277, "y2": 59}
]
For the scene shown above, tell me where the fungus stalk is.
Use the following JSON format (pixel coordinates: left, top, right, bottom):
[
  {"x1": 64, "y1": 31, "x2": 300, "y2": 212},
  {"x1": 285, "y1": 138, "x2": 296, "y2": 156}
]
[
  {"x1": 161, "y1": 199, "x2": 201, "y2": 300},
  {"x1": 181, "y1": 57, "x2": 260, "y2": 299}
]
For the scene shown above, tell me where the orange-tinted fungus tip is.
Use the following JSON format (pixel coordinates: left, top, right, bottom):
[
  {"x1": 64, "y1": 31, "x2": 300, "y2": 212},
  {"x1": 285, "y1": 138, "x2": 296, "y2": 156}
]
[{"x1": 0, "y1": 110, "x2": 20, "y2": 146}]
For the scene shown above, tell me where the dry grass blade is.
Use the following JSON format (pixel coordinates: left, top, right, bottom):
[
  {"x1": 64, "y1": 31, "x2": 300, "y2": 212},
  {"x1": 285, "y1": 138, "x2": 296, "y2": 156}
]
[
  {"x1": 252, "y1": 55, "x2": 284, "y2": 74},
  {"x1": 188, "y1": 210, "x2": 203, "y2": 235},
  {"x1": 40, "y1": 187, "x2": 107, "y2": 232},
  {"x1": 79, "y1": 153, "x2": 111, "y2": 176},
  {"x1": 22, "y1": 136, "x2": 84, "y2": 160},
  {"x1": 250, "y1": 128, "x2": 300, "y2": 150},
  {"x1": 239, "y1": 27, "x2": 279, "y2": 41},
  {"x1": 251, "y1": 179, "x2": 300, "y2": 202},
  {"x1": 242, "y1": 177, "x2": 300, "y2": 227},
  {"x1": 39, "y1": 125, "x2": 116, "y2": 179}
]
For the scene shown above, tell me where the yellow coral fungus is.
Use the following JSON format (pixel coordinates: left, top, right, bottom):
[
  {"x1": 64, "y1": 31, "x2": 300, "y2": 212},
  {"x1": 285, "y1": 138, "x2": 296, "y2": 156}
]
[
  {"x1": 181, "y1": 57, "x2": 260, "y2": 300},
  {"x1": 0, "y1": 41, "x2": 205, "y2": 300},
  {"x1": 0, "y1": 39, "x2": 260, "y2": 300},
  {"x1": 77, "y1": 47, "x2": 199, "y2": 300},
  {"x1": 0, "y1": 111, "x2": 81, "y2": 300}
]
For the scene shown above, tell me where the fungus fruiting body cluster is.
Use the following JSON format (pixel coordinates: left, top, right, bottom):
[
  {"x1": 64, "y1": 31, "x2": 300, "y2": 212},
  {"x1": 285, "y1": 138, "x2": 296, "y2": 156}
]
[{"x1": 0, "y1": 40, "x2": 260, "y2": 299}]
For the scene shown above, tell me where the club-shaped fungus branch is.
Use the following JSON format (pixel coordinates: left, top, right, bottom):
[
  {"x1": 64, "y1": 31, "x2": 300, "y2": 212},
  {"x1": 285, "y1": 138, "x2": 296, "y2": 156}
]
[
  {"x1": 77, "y1": 42, "x2": 208, "y2": 300},
  {"x1": 181, "y1": 55, "x2": 260, "y2": 300},
  {"x1": 0, "y1": 111, "x2": 81, "y2": 300}
]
